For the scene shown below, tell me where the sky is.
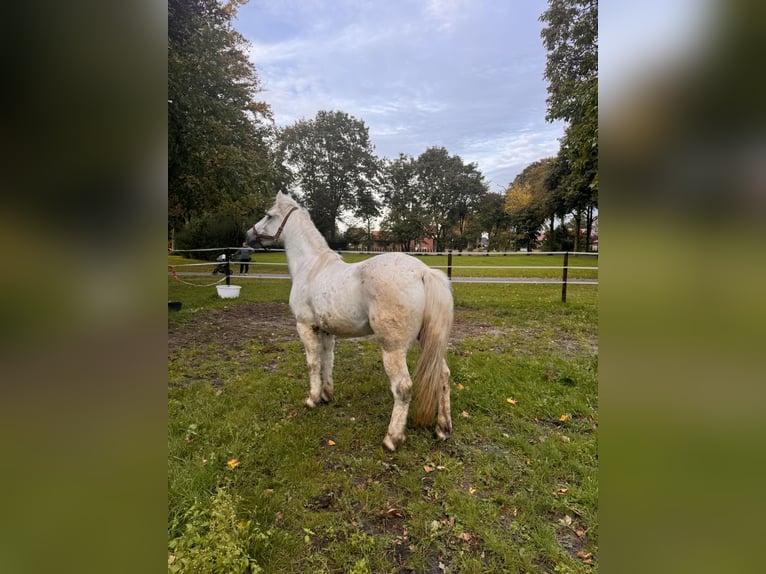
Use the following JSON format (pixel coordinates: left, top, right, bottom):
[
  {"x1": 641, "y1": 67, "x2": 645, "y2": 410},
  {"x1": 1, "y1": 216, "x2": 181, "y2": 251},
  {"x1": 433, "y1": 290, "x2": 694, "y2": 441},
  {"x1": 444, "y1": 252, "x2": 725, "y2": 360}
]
[{"x1": 234, "y1": 0, "x2": 565, "y2": 194}]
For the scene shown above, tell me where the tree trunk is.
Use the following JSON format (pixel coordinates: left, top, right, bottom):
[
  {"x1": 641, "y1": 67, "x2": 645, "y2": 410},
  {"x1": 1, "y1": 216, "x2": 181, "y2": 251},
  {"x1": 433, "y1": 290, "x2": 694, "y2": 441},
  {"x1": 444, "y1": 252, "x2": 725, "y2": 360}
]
[
  {"x1": 584, "y1": 205, "x2": 593, "y2": 252},
  {"x1": 573, "y1": 209, "x2": 581, "y2": 252},
  {"x1": 548, "y1": 215, "x2": 555, "y2": 251}
]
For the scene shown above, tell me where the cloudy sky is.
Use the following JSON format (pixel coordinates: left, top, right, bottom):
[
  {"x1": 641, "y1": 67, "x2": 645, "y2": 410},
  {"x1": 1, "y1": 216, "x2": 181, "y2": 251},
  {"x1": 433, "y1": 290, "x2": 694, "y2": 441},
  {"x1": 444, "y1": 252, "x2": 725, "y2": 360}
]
[{"x1": 235, "y1": 0, "x2": 565, "y2": 193}]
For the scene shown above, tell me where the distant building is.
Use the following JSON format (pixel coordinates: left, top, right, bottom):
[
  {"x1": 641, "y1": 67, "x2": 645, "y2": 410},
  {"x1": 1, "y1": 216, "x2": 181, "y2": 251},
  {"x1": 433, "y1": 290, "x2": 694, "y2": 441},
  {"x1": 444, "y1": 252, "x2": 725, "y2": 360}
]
[{"x1": 369, "y1": 231, "x2": 436, "y2": 252}]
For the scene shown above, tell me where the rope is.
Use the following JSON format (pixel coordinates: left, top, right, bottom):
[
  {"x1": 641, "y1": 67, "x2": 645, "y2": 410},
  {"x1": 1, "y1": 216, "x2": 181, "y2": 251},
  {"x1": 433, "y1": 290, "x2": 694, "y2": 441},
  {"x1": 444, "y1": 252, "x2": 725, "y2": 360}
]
[
  {"x1": 172, "y1": 274, "x2": 230, "y2": 287},
  {"x1": 168, "y1": 266, "x2": 230, "y2": 287}
]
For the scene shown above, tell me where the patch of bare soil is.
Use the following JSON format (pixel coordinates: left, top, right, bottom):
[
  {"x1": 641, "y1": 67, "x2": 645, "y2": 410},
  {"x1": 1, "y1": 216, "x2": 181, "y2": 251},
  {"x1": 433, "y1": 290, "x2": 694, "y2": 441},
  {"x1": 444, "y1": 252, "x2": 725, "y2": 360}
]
[
  {"x1": 168, "y1": 302, "x2": 296, "y2": 354},
  {"x1": 168, "y1": 302, "x2": 597, "y2": 357}
]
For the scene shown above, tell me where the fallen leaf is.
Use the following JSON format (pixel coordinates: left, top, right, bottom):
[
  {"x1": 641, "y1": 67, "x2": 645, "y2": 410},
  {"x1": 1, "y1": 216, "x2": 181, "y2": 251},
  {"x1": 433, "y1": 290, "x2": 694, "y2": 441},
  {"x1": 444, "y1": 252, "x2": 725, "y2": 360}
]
[
  {"x1": 457, "y1": 383, "x2": 465, "y2": 391},
  {"x1": 560, "y1": 414, "x2": 568, "y2": 422},
  {"x1": 326, "y1": 439, "x2": 336, "y2": 446},
  {"x1": 553, "y1": 487, "x2": 569, "y2": 496},
  {"x1": 575, "y1": 529, "x2": 585, "y2": 538},
  {"x1": 423, "y1": 465, "x2": 436, "y2": 473},
  {"x1": 576, "y1": 551, "x2": 593, "y2": 560},
  {"x1": 506, "y1": 398, "x2": 518, "y2": 405},
  {"x1": 560, "y1": 435, "x2": 571, "y2": 443},
  {"x1": 458, "y1": 532, "x2": 472, "y2": 542},
  {"x1": 226, "y1": 458, "x2": 240, "y2": 469},
  {"x1": 558, "y1": 515, "x2": 573, "y2": 527},
  {"x1": 461, "y1": 411, "x2": 470, "y2": 418},
  {"x1": 468, "y1": 486, "x2": 477, "y2": 494}
]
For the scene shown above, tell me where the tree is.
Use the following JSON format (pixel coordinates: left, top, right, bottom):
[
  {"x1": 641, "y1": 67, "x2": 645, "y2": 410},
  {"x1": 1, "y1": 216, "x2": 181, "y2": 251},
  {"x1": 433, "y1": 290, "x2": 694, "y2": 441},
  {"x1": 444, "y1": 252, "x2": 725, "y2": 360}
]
[
  {"x1": 464, "y1": 192, "x2": 511, "y2": 251},
  {"x1": 540, "y1": 0, "x2": 598, "y2": 250},
  {"x1": 415, "y1": 147, "x2": 488, "y2": 251},
  {"x1": 540, "y1": 0, "x2": 597, "y2": 125},
  {"x1": 380, "y1": 154, "x2": 429, "y2": 251},
  {"x1": 279, "y1": 110, "x2": 380, "y2": 243},
  {"x1": 168, "y1": 0, "x2": 275, "y2": 237},
  {"x1": 504, "y1": 159, "x2": 554, "y2": 250}
]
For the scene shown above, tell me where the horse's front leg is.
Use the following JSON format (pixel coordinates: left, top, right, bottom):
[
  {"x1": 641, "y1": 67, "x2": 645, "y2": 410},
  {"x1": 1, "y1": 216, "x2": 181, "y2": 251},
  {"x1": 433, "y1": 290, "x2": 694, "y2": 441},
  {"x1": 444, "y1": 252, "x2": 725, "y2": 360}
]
[
  {"x1": 296, "y1": 322, "x2": 325, "y2": 408},
  {"x1": 381, "y1": 349, "x2": 412, "y2": 452}
]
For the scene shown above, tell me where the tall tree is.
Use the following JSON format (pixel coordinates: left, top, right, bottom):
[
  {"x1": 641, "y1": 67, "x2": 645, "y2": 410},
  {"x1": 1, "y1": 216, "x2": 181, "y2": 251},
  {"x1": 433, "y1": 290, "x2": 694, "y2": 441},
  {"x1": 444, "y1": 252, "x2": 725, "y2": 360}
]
[
  {"x1": 540, "y1": 0, "x2": 598, "y2": 250},
  {"x1": 380, "y1": 154, "x2": 429, "y2": 251},
  {"x1": 279, "y1": 110, "x2": 380, "y2": 243},
  {"x1": 464, "y1": 192, "x2": 511, "y2": 251},
  {"x1": 415, "y1": 147, "x2": 488, "y2": 251},
  {"x1": 168, "y1": 0, "x2": 274, "y2": 236},
  {"x1": 504, "y1": 159, "x2": 554, "y2": 250}
]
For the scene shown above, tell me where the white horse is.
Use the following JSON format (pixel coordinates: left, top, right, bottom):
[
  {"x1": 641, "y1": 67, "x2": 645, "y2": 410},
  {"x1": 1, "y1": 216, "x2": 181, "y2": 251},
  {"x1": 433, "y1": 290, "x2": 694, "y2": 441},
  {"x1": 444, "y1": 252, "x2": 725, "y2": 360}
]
[{"x1": 246, "y1": 192, "x2": 454, "y2": 451}]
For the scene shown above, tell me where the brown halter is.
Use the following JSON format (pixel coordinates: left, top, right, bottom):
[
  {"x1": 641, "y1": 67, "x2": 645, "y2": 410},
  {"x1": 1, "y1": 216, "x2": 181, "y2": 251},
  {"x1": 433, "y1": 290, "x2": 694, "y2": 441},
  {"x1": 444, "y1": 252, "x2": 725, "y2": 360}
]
[{"x1": 251, "y1": 206, "x2": 298, "y2": 246}]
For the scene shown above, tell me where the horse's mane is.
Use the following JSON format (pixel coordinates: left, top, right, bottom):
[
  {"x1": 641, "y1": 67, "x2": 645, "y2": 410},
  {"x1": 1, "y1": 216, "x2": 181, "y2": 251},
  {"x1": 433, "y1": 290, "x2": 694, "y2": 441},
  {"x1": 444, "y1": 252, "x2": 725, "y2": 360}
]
[{"x1": 286, "y1": 198, "x2": 342, "y2": 262}]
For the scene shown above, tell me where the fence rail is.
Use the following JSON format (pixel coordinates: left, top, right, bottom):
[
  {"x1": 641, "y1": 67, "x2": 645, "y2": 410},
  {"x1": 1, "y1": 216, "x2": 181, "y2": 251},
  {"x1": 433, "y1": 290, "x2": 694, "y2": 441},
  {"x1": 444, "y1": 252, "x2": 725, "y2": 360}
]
[{"x1": 168, "y1": 249, "x2": 597, "y2": 302}]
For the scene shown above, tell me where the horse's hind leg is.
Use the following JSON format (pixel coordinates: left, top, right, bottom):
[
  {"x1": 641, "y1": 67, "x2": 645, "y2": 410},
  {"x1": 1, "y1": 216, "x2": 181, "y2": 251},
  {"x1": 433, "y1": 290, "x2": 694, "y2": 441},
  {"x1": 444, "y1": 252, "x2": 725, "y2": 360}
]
[
  {"x1": 319, "y1": 332, "x2": 335, "y2": 402},
  {"x1": 435, "y1": 359, "x2": 452, "y2": 440},
  {"x1": 296, "y1": 322, "x2": 325, "y2": 408},
  {"x1": 380, "y1": 348, "x2": 412, "y2": 452}
]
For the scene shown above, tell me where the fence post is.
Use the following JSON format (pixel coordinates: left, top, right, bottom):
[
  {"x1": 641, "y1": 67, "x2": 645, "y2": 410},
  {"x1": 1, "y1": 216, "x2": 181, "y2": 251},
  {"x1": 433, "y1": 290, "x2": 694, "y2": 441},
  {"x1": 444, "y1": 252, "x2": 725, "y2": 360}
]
[
  {"x1": 561, "y1": 251, "x2": 569, "y2": 302},
  {"x1": 447, "y1": 249, "x2": 453, "y2": 280}
]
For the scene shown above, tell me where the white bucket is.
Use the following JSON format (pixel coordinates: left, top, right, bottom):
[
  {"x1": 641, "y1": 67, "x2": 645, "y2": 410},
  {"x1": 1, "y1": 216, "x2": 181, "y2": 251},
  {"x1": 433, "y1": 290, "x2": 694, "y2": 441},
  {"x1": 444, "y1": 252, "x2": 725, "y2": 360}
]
[{"x1": 216, "y1": 285, "x2": 241, "y2": 299}]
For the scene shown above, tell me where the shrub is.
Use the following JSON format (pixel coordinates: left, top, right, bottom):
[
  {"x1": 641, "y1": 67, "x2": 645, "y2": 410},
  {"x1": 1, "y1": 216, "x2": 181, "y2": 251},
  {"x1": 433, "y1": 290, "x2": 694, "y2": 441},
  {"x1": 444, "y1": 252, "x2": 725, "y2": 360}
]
[
  {"x1": 175, "y1": 212, "x2": 249, "y2": 260},
  {"x1": 168, "y1": 487, "x2": 270, "y2": 574}
]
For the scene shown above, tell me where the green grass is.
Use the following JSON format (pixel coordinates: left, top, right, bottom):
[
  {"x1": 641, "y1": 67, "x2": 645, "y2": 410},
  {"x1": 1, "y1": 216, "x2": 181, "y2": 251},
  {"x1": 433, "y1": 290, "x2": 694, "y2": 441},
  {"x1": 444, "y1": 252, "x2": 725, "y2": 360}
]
[{"x1": 168, "y1": 276, "x2": 597, "y2": 573}]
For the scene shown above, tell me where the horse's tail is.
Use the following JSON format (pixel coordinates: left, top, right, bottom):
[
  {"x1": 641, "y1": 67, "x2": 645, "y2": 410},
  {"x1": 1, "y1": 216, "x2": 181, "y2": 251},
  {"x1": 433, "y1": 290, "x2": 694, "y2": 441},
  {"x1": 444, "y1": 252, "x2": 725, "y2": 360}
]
[{"x1": 413, "y1": 268, "x2": 454, "y2": 426}]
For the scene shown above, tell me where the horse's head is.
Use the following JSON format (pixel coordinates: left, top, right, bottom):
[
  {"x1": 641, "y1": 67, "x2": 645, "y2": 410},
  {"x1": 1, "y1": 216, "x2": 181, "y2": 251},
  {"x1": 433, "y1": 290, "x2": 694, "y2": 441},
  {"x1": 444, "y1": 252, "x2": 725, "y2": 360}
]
[{"x1": 246, "y1": 192, "x2": 300, "y2": 248}]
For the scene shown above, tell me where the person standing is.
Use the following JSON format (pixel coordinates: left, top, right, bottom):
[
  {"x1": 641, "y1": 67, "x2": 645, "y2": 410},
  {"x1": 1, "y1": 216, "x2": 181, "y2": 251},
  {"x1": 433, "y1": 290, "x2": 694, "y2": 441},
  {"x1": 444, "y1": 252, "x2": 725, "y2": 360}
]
[{"x1": 238, "y1": 244, "x2": 253, "y2": 274}]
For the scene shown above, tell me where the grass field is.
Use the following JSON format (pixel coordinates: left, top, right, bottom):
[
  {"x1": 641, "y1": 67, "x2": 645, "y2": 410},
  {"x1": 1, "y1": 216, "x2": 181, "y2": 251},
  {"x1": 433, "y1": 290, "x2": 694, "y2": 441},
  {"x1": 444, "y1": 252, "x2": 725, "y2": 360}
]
[{"x1": 168, "y1": 271, "x2": 598, "y2": 573}]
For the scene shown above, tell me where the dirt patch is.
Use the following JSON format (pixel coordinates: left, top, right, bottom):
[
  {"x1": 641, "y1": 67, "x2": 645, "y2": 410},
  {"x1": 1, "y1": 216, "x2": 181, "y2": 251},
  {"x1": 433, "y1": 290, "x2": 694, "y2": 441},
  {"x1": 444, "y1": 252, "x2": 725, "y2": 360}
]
[
  {"x1": 168, "y1": 302, "x2": 597, "y2": 357},
  {"x1": 168, "y1": 302, "x2": 295, "y2": 354}
]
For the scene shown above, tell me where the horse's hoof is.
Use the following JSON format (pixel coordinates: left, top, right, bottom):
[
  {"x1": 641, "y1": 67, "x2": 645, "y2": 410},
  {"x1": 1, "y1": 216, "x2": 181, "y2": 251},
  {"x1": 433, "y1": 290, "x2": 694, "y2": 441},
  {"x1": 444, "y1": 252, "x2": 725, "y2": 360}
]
[
  {"x1": 304, "y1": 398, "x2": 318, "y2": 408},
  {"x1": 434, "y1": 427, "x2": 451, "y2": 441},
  {"x1": 320, "y1": 391, "x2": 333, "y2": 403},
  {"x1": 382, "y1": 434, "x2": 404, "y2": 452}
]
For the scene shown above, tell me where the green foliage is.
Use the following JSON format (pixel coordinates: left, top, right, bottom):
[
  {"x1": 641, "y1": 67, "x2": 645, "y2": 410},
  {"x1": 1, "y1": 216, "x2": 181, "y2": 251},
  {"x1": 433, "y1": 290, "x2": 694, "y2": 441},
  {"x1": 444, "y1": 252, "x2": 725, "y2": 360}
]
[
  {"x1": 539, "y1": 0, "x2": 598, "y2": 251},
  {"x1": 416, "y1": 147, "x2": 488, "y2": 251},
  {"x1": 168, "y1": 0, "x2": 276, "y2": 233},
  {"x1": 174, "y1": 212, "x2": 244, "y2": 259},
  {"x1": 540, "y1": 0, "x2": 598, "y2": 125},
  {"x1": 168, "y1": 487, "x2": 270, "y2": 574},
  {"x1": 279, "y1": 110, "x2": 381, "y2": 242},
  {"x1": 379, "y1": 148, "x2": 488, "y2": 252},
  {"x1": 174, "y1": 195, "x2": 273, "y2": 257}
]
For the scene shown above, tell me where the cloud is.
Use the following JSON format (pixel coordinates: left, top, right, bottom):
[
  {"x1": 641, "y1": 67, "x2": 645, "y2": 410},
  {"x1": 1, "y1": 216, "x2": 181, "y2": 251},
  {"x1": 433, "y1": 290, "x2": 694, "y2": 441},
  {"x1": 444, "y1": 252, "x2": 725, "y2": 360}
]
[
  {"x1": 240, "y1": 0, "x2": 561, "y2": 189},
  {"x1": 423, "y1": 0, "x2": 470, "y2": 31}
]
